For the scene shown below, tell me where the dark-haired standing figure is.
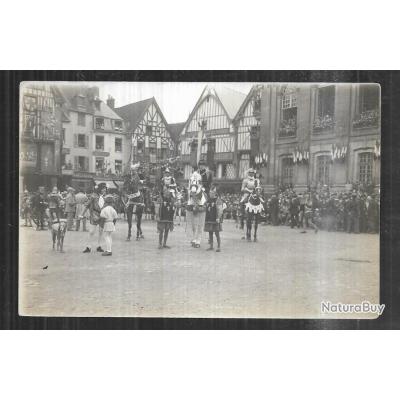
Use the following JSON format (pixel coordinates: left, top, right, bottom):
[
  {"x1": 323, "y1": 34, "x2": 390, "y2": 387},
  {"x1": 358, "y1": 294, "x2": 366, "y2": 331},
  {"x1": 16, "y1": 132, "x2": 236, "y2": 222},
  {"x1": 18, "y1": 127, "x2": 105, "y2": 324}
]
[
  {"x1": 204, "y1": 186, "x2": 223, "y2": 252},
  {"x1": 157, "y1": 188, "x2": 175, "y2": 249}
]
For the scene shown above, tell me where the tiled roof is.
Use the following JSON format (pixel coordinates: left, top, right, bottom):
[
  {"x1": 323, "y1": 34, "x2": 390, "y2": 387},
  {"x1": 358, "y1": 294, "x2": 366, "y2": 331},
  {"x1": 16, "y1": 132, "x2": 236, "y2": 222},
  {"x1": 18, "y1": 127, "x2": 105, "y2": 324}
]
[
  {"x1": 213, "y1": 86, "x2": 247, "y2": 120},
  {"x1": 94, "y1": 100, "x2": 123, "y2": 120},
  {"x1": 56, "y1": 84, "x2": 96, "y2": 114},
  {"x1": 114, "y1": 98, "x2": 154, "y2": 131}
]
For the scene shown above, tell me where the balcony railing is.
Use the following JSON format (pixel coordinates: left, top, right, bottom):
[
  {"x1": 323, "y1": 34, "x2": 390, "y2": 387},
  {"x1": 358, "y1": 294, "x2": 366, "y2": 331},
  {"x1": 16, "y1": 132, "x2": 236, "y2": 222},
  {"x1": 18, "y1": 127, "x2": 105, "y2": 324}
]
[
  {"x1": 95, "y1": 170, "x2": 124, "y2": 178},
  {"x1": 353, "y1": 109, "x2": 380, "y2": 129},
  {"x1": 23, "y1": 130, "x2": 59, "y2": 141},
  {"x1": 313, "y1": 115, "x2": 335, "y2": 133}
]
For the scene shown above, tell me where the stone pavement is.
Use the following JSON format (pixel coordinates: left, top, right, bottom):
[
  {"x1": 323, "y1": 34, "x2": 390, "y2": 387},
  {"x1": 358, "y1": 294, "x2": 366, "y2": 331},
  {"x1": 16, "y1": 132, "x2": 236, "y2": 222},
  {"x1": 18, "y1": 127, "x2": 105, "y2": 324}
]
[{"x1": 19, "y1": 219, "x2": 379, "y2": 319}]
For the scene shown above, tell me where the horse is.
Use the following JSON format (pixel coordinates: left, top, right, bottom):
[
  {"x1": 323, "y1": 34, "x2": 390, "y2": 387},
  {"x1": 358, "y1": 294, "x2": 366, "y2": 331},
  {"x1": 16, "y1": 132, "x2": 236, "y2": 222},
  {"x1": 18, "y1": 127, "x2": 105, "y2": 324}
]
[
  {"x1": 51, "y1": 219, "x2": 67, "y2": 252},
  {"x1": 124, "y1": 191, "x2": 145, "y2": 241},
  {"x1": 244, "y1": 192, "x2": 265, "y2": 242}
]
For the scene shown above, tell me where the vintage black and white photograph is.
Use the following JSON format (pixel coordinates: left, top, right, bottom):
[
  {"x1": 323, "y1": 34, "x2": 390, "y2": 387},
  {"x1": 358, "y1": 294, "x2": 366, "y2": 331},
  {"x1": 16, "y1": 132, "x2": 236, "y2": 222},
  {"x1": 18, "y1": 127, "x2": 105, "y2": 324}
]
[{"x1": 18, "y1": 81, "x2": 380, "y2": 318}]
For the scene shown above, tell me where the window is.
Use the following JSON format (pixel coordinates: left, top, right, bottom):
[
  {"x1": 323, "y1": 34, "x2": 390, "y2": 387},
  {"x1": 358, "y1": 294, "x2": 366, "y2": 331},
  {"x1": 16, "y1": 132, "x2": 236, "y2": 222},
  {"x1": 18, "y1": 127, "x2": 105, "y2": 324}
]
[
  {"x1": 75, "y1": 156, "x2": 88, "y2": 172},
  {"x1": 359, "y1": 85, "x2": 379, "y2": 112},
  {"x1": 115, "y1": 160, "x2": 122, "y2": 175},
  {"x1": 95, "y1": 157, "x2": 105, "y2": 173},
  {"x1": 77, "y1": 134, "x2": 86, "y2": 148},
  {"x1": 77, "y1": 112, "x2": 85, "y2": 126},
  {"x1": 137, "y1": 141, "x2": 144, "y2": 154},
  {"x1": 146, "y1": 125, "x2": 152, "y2": 136},
  {"x1": 359, "y1": 152, "x2": 373, "y2": 184},
  {"x1": 115, "y1": 138, "x2": 122, "y2": 152},
  {"x1": 353, "y1": 85, "x2": 380, "y2": 129},
  {"x1": 282, "y1": 157, "x2": 294, "y2": 185},
  {"x1": 313, "y1": 86, "x2": 335, "y2": 131},
  {"x1": 282, "y1": 93, "x2": 297, "y2": 109},
  {"x1": 239, "y1": 154, "x2": 250, "y2": 178},
  {"x1": 160, "y1": 148, "x2": 168, "y2": 160},
  {"x1": 61, "y1": 128, "x2": 66, "y2": 144},
  {"x1": 280, "y1": 94, "x2": 297, "y2": 138},
  {"x1": 149, "y1": 147, "x2": 156, "y2": 163},
  {"x1": 96, "y1": 135, "x2": 104, "y2": 150},
  {"x1": 76, "y1": 95, "x2": 85, "y2": 108},
  {"x1": 114, "y1": 120, "x2": 123, "y2": 132},
  {"x1": 221, "y1": 164, "x2": 227, "y2": 178},
  {"x1": 316, "y1": 155, "x2": 330, "y2": 185},
  {"x1": 317, "y1": 86, "x2": 335, "y2": 117},
  {"x1": 95, "y1": 118, "x2": 105, "y2": 130}
]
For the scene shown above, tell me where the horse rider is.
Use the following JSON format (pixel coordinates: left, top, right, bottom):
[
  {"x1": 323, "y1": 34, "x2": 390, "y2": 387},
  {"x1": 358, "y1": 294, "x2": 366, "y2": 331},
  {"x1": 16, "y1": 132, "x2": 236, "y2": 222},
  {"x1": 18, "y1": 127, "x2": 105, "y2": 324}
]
[
  {"x1": 160, "y1": 167, "x2": 177, "y2": 197},
  {"x1": 186, "y1": 169, "x2": 207, "y2": 248},
  {"x1": 239, "y1": 168, "x2": 259, "y2": 229}
]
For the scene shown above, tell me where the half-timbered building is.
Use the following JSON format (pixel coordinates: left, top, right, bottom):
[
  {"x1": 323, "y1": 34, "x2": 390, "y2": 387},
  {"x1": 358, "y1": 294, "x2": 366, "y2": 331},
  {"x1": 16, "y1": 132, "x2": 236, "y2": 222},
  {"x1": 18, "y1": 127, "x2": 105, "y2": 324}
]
[
  {"x1": 20, "y1": 83, "x2": 64, "y2": 191},
  {"x1": 234, "y1": 84, "x2": 263, "y2": 179},
  {"x1": 115, "y1": 98, "x2": 175, "y2": 178},
  {"x1": 179, "y1": 86, "x2": 246, "y2": 187}
]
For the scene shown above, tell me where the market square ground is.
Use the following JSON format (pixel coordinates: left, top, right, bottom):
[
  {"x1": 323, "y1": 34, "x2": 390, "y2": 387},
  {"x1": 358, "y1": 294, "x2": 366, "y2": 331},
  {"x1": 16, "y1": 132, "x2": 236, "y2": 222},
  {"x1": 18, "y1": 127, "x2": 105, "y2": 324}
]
[{"x1": 19, "y1": 220, "x2": 379, "y2": 319}]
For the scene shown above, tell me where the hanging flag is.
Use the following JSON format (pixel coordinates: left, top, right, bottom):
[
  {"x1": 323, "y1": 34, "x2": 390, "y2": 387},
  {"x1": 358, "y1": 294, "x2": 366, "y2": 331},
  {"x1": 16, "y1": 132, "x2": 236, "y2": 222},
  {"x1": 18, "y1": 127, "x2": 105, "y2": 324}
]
[{"x1": 196, "y1": 127, "x2": 203, "y2": 166}]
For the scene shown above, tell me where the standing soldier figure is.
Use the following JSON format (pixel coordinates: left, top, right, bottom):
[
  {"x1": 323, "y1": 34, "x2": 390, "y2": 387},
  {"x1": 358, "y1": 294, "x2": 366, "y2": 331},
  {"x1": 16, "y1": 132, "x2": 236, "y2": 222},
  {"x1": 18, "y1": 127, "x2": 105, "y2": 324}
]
[
  {"x1": 157, "y1": 187, "x2": 175, "y2": 249},
  {"x1": 80, "y1": 183, "x2": 107, "y2": 253},
  {"x1": 75, "y1": 189, "x2": 89, "y2": 232},
  {"x1": 47, "y1": 186, "x2": 62, "y2": 226},
  {"x1": 32, "y1": 186, "x2": 48, "y2": 230},
  {"x1": 65, "y1": 187, "x2": 76, "y2": 231},
  {"x1": 21, "y1": 190, "x2": 33, "y2": 227}
]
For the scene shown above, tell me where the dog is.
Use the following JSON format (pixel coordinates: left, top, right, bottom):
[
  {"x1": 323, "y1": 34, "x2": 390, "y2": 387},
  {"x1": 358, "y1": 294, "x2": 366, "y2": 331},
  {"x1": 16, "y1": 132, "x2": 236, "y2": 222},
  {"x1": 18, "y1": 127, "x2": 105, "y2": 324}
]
[{"x1": 51, "y1": 219, "x2": 67, "y2": 252}]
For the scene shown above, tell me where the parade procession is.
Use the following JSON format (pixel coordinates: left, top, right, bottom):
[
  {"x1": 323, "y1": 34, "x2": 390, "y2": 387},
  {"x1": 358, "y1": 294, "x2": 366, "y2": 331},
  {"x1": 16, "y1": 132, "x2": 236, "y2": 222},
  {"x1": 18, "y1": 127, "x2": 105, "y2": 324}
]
[{"x1": 19, "y1": 82, "x2": 380, "y2": 318}]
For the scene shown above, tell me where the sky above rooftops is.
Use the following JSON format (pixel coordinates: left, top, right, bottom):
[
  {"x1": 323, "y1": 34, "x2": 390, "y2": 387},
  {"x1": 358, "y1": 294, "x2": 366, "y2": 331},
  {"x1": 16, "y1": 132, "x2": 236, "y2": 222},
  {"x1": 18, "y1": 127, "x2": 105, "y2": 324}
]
[{"x1": 98, "y1": 82, "x2": 254, "y2": 124}]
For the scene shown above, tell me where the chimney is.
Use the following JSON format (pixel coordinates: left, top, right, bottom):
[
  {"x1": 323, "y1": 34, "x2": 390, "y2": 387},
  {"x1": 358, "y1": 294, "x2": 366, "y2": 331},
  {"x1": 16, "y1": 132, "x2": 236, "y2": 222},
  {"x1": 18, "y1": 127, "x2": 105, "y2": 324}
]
[
  {"x1": 87, "y1": 86, "x2": 100, "y2": 100},
  {"x1": 107, "y1": 95, "x2": 115, "y2": 109}
]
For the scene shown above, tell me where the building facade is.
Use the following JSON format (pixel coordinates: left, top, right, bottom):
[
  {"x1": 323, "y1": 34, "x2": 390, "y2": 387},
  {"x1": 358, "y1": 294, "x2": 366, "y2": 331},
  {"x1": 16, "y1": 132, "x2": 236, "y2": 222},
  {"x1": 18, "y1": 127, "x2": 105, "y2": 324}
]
[
  {"x1": 256, "y1": 83, "x2": 381, "y2": 192},
  {"x1": 179, "y1": 86, "x2": 246, "y2": 188},
  {"x1": 20, "y1": 83, "x2": 63, "y2": 191},
  {"x1": 178, "y1": 83, "x2": 381, "y2": 193},
  {"x1": 115, "y1": 97, "x2": 175, "y2": 183},
  {"x1": 58, "y1": 86, "x2": 128, "y2": 192}
]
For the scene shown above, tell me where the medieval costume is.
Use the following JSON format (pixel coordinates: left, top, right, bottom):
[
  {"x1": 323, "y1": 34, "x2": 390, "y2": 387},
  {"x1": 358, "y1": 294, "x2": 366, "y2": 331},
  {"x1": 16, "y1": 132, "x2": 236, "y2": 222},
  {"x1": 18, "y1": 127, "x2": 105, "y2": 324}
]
[
  {"x1": 100, "y1": 195, "x2": 118, "y2": 256},
  {"x1": 161, "y1": 168, "x2": 177, "y2": 197},
  {"x1": 186, "y1": 176, "x2": 207, "y2": 248},
  {"x1": 47, "y1": 187, "x2": 62, "y2": 225},
  {"x1": 32, "y1": 187, "x2": 48, "y2": 230},
  {"x1": 157, "y1": 189, "x2": 175, "y2": 249},
  {"x1": 21, "y1": 190, "x2": 32, "y2": 227},
  {"x1": 204, "y1": 187, "x2": 223, "y2": 252},
  {"x1": 239, "y1": 168, "x2": 259, "y2": 230},
  {"x1": 81, "y1": 183, "x2": 106, "y2": 253},
  {"x1": 65, "y1": 187, "x2": 76, "y2": 231},
  {"x1": 124, "y1": 178, "x2": 145, "y2": 241},
  {"x1": 244, "y1": 188, "x2": 264, "y2": 242}
]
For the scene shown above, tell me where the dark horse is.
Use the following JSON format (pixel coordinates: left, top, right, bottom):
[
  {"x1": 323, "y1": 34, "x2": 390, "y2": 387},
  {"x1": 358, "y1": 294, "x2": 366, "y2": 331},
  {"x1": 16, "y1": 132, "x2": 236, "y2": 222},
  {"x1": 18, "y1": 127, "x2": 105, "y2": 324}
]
[
  {"x1": 245, "y1": 192, "x2": 264, "y2": 242},
  {"x1": 123, "y1": 175, "x2": 145, "y2": 241}
]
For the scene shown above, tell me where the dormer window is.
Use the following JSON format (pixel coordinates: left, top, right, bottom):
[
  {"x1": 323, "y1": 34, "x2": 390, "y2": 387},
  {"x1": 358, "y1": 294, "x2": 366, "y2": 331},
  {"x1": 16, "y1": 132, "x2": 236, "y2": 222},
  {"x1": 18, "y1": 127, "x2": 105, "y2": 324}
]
[
  {"x1": 76, "y1": 94, "x2": 85, "y2": 108},
  {"x1": 95, "y1": 117, "x2": 105, "y2": 130},
  {"x1": 114, "y1": 120, "x2": 123, "y2": 132}
]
